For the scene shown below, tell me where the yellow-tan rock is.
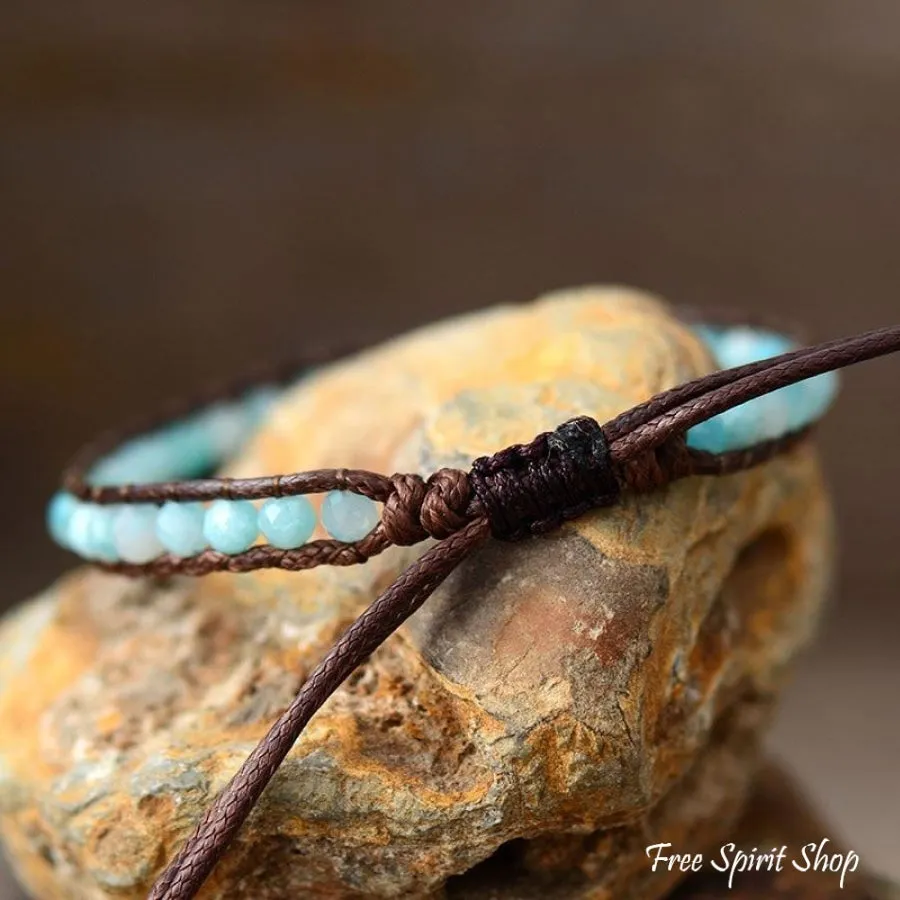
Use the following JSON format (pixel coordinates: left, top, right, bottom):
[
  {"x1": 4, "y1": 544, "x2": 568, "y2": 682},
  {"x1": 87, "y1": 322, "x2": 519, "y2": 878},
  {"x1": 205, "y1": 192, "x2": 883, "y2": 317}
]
[{"x1": 0, "y1": 288, "x2": 834, "y2": 899}]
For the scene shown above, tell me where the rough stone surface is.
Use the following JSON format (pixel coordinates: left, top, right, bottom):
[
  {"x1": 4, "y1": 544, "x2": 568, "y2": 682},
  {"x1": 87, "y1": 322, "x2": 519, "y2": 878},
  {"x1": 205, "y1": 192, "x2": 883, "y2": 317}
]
[{"x1": 0, "y1": 288, "x2": 835, "y2": 899}]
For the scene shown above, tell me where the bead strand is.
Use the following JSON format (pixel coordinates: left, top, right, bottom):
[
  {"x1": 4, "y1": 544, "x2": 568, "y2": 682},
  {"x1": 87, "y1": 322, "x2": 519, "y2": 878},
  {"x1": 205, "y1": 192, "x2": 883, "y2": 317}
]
[
  {"x1": 47, "y1": 382, "x2": 380, "y2": 563},
  {"x1": 48, "y1": 491, "x2": 382, "y2": 563},
  {"x1": 47, "y1": 322, "x2": 843, "y2": 565}
]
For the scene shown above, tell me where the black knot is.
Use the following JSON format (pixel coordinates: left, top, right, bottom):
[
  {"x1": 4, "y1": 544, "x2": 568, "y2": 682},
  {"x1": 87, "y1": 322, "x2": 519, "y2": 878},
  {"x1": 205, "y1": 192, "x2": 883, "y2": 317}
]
[
  {"x1": 381, "y1": 469, "x2": 473, "y2": 545},
  {"x1": 467, "y1": 416, "x2": 620, "y2": 541}
]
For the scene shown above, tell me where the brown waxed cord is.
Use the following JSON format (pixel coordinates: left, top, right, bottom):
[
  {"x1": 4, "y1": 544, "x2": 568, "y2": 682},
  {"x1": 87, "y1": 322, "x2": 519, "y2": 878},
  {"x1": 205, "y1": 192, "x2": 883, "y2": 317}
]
[
  {"x1": 608, "y1": 324, "x2": 900, "y2": 461},
  {"x1": 53, "y1": 319, "x2": 900, "y2": 900},
  {"x1": 147, "y1": 517, "x2": 490, "y2": 900}
]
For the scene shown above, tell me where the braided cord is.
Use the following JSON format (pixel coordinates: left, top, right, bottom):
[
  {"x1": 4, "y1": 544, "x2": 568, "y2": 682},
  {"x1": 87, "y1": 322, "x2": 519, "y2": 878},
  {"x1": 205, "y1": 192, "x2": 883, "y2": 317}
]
[
  {"x1": 605, "y1": 324, "x2": 898, "y2": 444},
  {"x1": 148, "y1": 516, "x2": 490, "y2": 900},
  {"x1": 609, "y1": 324, "x2": 900, "y2": 461}
]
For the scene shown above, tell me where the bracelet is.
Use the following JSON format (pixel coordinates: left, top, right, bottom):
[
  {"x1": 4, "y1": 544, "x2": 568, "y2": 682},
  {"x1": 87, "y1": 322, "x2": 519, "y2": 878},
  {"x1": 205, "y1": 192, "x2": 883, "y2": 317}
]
[
  {"x1": 49, "y1": 322, "x2": 835, "y2": 569},
  {"x1": 48, "y1": 313, "x2": 900, "y2": 900}
]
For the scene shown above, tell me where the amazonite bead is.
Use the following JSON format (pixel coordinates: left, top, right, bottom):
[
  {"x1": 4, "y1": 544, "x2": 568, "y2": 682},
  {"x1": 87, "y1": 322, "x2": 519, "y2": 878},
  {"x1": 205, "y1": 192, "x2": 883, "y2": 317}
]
[
  {"x1": 66, "y1": 504, "x2": 94, "y2": 557},
  {"x1": 321, "y1": 491, "x2": 378, "y2": 542},
  {"x1": 687, "y1": 395, "x2": 790, "y2": 453},
  {"x1": 784, "y1": 371, "x2": 840, "y2": 432},
  {"x1": 203, "y1": 500, "x2": 258, "y2": 554},
  {"x1": 112, "y1": 506, "x2": 164, "y2": 564},
  {"x1": 258, "y1": 497, "x2": 316, "y2": 549},
  {"x1": 156, "y1": 502, "x2": 207, "y2": 557},
  {"x1": 67, "y1": 503, "x2": 118, "y2": 561},
  {"x1": 713, "y1": 327, "x2": 794, "y2": 369},
  {"x1": 684, "y1": 415, "x2": 730, "y2": 454},
  {"x1": 47, "y1": 492, "x2": 78, "y2": 548},
  {"x1": 688, "y1": 324, "x2": 837, "y2": 453}
]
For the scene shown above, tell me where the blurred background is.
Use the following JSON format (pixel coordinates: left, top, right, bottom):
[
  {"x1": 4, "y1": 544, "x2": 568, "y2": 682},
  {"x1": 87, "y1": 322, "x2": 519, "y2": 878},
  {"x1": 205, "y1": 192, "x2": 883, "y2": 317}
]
[{"x1": 2, "y1": 2, "x2": 899, "y2": 896}]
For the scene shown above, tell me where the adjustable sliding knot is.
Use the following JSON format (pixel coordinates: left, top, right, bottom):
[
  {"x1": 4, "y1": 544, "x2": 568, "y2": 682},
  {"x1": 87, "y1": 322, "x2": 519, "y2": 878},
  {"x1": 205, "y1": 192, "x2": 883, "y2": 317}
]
[
  {"x1": 468, "y1": 416, "x2": 621, "y2": 541},
  {"x1": 380, "y1": 469, "x2": 473, "y2": 545}
]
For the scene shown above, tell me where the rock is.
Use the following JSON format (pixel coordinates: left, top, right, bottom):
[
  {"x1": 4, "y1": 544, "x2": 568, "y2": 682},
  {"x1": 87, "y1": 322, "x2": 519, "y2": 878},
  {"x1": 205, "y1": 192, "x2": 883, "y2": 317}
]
[{"x1": 0, "y1": 287, "x2": 835, "y2": 899}]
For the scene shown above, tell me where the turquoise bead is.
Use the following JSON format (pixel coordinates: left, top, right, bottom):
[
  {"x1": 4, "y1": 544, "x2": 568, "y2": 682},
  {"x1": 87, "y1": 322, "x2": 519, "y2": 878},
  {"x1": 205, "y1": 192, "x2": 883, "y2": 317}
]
[
  {"x1": 203, "y1": 500, "x2": 259, "y2": 554},
  {"x1": 712, "y1": 327, "x2": 794, "y2": 369},
  {"x1": 685, "y1": 415, "x2": 730, "y2": 453},
  {"x1": 67, "y1": 503, "x2": 118, "y2": 561},
  {"x1": 688, "y1": 395, "x2": 790, "y2": 453},
  {"x1": 47, "y1": 492, "x2": 78, "y2": 548},
  {"x1": 689, "y1": 324, "x2": 837, "y2": 453},
  {"x1": 156, "y1": 502, "x2": 208, "y2": 557},
  {"x1": 321, "y1": 491, "x2": 379, "y2": 542},
  {"x1": 112, "y1": 505, "x2": 164, "y2": 563},
  {"x1": 784, "y1": 371, "x2": 840, "y2": 432},
  {"x1": 66, "y1": 504, "x2": 95, "y2": 557},
  {"x1": 258, "y1": 497, "x2": 316, "y2": 549},
  {"x1": 89, "y1": 507, "x2": 119, "y2": 561}
]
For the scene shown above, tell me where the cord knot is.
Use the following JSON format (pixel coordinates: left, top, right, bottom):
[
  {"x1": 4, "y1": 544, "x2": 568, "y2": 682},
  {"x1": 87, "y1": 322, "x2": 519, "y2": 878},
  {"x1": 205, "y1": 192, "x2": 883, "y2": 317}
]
[
  {"x1": 421, "y1": 468, "x2": 472, "y2": 539},
  {"x1": 381, "y1": 469, "x2": 473, "y2": 545},
  {"x1": 467, "y1": 416, "x2": 620, "y2": 541}
]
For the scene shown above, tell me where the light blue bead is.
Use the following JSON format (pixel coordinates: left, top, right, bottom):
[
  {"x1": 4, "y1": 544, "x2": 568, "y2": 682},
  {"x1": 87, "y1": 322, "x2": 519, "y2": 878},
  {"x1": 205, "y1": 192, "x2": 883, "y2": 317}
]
[
  {"x1": 808, "y1": 370, "x2": 839, "y2": 417},
  {"x1": 688, "y1": 390, "x2": 792, "y2": 454},
  {"x1": 66, "y1": 503, "x2": 118, "y2": 561},
  {"x1": 713, "y1": 327, "x2": 794, "y2": 369},
  {"x1": 258, "y1": 497, "x2": 316, "y2": 549},
  {"x1": 694, "y1": 324, "x2": 842, "y2": 450},
  {"x1": 783, "y1": 371, "x2": 840, "y2": 432},
  {"x1": 88, "y1": 506, "x2": 118, "y2": 561},
  {"x1": 321, "y1": 491, "x2": 379, "y2": 542},
  {"x1": 686, "y1": 416, "x2": 730, "y2": 453},
  {"x1": 203, "y1": 500, "x2": 259, "y2": 554},
  {"x1": 47, "y1": 492, "x2": 78, "y2": 548},
  {"x1": 66, "y1": 503, "x2": 95, "y2": 556},
  {"x1": 156, "y1": 502, "x2": 208, "y2": 557},
  {"x1": 690, "y1": 325, "x2": 806, "y2": 452},
  {"x1": 112, "y1": 505, "x2": 164, "y2": 563}
]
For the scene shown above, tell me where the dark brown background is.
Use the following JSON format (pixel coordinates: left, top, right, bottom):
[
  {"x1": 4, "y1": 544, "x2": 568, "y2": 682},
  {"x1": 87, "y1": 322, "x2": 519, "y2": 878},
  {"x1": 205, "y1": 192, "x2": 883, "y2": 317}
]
[{"x1": 1, "y1": 3, "x2": 898, "y2": 897}]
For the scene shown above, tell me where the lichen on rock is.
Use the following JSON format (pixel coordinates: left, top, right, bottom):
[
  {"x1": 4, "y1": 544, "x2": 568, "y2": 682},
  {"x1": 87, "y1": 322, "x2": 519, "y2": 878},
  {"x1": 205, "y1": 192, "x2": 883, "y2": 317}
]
[{"x1": 0, "y1": 287, "x2": 834, "y2": 898}]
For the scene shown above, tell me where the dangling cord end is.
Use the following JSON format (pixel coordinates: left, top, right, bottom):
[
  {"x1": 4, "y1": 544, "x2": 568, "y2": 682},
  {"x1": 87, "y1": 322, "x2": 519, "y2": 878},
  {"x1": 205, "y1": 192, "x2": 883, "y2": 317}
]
[{"x1": 148, "y1": 516, "x2": 490, "y2": 900}]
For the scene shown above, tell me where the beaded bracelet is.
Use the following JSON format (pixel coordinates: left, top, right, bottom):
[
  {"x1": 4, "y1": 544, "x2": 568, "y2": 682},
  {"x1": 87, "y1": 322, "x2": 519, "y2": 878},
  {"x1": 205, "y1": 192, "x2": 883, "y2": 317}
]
[
  {"x1": 48, "y1": 323, "x2": 836, "y2": 569},
  {"x1": 49, "y1": 315, "x2": 900, "y2": 900}
]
